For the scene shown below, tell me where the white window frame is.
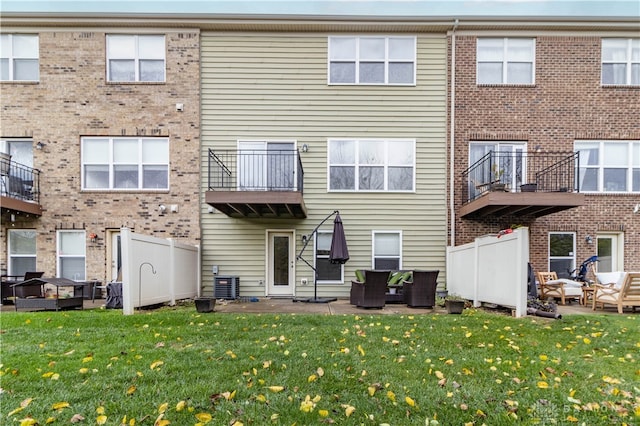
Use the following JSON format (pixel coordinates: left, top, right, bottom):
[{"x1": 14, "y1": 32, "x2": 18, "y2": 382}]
[
  {"x1": 575, "y1": 140, "x2": 640, "y2": 193},
  {"x1": 57, "y1": 230, "x2": 86, "y2": 281},
  {"x1": 601, "y1": 38, "x2": 640, "y2": 86},
  {"x1": 328, "y1": 36, "x2": 416, "y2": 85},
  {"x1": 81, "y1": 137, "x2": 170, "y2": 191},
  {"x1": 314, "y1": 230, "x2": 344, "y2": 284},
  {"x1": 7, "y1": 229, "x2": 37, "y2": 276},
  {"x1": 0, "y1": 33, "x2": 39, "y2": 82},
  {"x1": 106, "y1": 34, "x2": 166, "y2": 83},
  {"x1": 476, "y1": 38, "x2": 535, "y2": 85},
  {"x1": 372, "y1": 231, "x2": 402, "y2": 270},
  {"x1": 327, "y1": 138, "x2": 415, "y2": 192},
  {"x1": 548, "y1": 232, "x2": 575, "y2": 279}
]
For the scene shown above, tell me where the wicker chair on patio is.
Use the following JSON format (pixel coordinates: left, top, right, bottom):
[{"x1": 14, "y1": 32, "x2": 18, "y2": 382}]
[
  {"x1": 403, "y1": 270, "x2": 439, "y2": 308},
  {"x1": 350, "y1": 270, "x2": 390, "y2": 309}
]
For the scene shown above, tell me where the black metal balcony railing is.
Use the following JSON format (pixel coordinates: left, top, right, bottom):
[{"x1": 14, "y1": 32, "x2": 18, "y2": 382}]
[
  {"x1": 0, "y1": 153, "x2": 40, "y2": 203},
  {"x1": 462, "y1": 151, "x2": 579, "y2": 204},
  {"x1": 208, "y1": 149, "x2": 304, "y2": 193}
]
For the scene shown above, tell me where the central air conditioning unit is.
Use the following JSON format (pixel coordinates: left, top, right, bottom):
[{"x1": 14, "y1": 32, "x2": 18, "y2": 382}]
[{"x1": 214, "y1": 275, "x2": 240, "y2": 300}]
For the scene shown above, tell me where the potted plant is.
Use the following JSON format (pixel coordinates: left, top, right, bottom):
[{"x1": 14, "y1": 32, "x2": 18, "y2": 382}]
[
  {"x1": 194, "y1": 297, "x2": 216, "y2": 313},
  {"x1": 520, "y1": 183, "x2": 537, "y2": 192},
  {"x1": 490, "y1": 164, "x2": 506, "y2": 191},
  {"x1": 444, "y1": 294, "x2": 467, "y2": 314}
]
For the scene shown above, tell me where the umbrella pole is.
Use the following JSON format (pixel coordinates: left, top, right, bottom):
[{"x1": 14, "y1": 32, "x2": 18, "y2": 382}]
[{"x1": 294, "y1": 211, "x2": 339, "y2": 304}]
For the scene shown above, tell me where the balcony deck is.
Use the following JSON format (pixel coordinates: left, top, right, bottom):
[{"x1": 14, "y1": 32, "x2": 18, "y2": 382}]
[
  {"x1": 205, "y1": 149, "x2": 306, "y2": 219},
  {"x1": 460, "y1": 191, "x2": 584, "y2": 218},
  {"x1": 1, "y1": 154, "x2": 42, "y2": 217},
  {"x1": 461, "y1": 151, "x2": 584, "y2": 218}
]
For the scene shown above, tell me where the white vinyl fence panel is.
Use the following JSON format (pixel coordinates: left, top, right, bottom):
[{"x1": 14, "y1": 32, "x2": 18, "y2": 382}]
[
  {"x1": 446, "y1": 227, "x2": 529, "y2": 317},
  {"x1": 120, "y1": 227, "x2": 199, "y2": 315}
]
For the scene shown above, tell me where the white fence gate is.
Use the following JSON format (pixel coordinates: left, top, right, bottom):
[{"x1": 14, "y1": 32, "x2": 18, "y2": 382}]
[
  {"x1": 120, "y1": 227, "x2": 199, "y2": 315},
  {"x1": 446, "y1": 227, "x2": 529, "y2": 317}
]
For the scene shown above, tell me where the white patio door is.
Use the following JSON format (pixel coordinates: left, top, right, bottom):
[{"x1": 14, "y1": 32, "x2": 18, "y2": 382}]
[
  {"x1": 238, "y1": 141, "x2": 296, "y2": 190},
  {"x1": 596, "y1": 233, "x2": 624, "y2": 272},
  {"x1": 267, "y1": 231, "x2": 294, "y2": 296},
  {"x1": 108, "y1": 230, "x2": 122, "y2": 281}
]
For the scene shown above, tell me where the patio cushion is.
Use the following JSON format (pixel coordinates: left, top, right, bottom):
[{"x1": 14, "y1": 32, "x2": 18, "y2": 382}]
[
  {"x1": 596, "y1": 272, "x2": 626, "y2": 288},
  {"x1": 355, "y1": 269, "x2": 365, "y2": 283}
]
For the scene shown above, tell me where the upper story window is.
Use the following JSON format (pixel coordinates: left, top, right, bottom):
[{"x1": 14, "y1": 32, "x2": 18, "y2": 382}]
[
  {"x1": 575, "y1": 140, "x2": 640, "y2": 193},
  {"x1": 0, "y1": 34, "x2": 39, "y2": 81},
  {"x1": 601, "y1": 38, "x2": 640, "y2": 86},
  {"x1": 328, "y1": 139, "x2": 415, "y2": 192},
  {"x1": 477, "y1": 38, "x2": 535, "y2": 85},
  {"x1": 328, "y1": 36, "x2": 416, "y2": 85},
  {"x1": 82, "y1": 137, "x2": 169, "y2": 190},
  {"x1": 106, "y1": 35, "x2": 165, "y2": 82}
]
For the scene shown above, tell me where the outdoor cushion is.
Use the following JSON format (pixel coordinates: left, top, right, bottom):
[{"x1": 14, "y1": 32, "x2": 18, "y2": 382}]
[
  {"x1": 400, "y1": 271, "x2": 412, "y2": 283},
  {"x1": 596, "y1": 272, "x2": 626, "y2": 288},
  {"x1": 388, "y1": 272, "x2": 403, "y2": 285},
  {"x1": 547, "y1": 278, "x2": 583, "y2": 288},
  {"x1": 355, "y1": 269, "x2": 365, "y2": 283}
]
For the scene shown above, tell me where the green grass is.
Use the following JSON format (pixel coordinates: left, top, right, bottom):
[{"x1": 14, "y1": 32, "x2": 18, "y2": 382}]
[{"x1": 1, "y1": 306, "x2": 639, "y2": 425}]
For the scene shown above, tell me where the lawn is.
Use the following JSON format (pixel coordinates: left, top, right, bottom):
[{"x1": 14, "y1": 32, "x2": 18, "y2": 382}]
[{"x1": 1, "y1": 306, "x2": 639, "y2": 425}]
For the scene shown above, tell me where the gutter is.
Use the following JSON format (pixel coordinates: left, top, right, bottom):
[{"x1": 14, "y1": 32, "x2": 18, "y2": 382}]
[{"x1": 449, "y1": 18, "x2": 458, "y2": 247}]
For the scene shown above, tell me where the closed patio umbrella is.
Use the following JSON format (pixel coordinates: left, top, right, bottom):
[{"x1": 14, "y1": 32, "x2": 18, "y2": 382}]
[{"x1": 329, "y1": 213, "x2": 349, "y2": 264}]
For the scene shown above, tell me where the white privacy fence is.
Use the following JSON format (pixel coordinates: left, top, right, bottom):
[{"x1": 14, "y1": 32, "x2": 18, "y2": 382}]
[
  {"x1": 120, "y1": 227, "x2": 200, "y2": 315},
  {"x1": 446, "y1": 227, "x2": 529, "y2": 317}
]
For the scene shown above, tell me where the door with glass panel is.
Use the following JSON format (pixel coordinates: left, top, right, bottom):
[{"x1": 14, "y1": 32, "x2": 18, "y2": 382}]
[
  {"x1": 267, "y1": 231, "x2": 294, "y2": 296},
  {"x1": 238, "y1": 141, "x2": 296, "y2": 191},
  {"x1": 596, "y1": 233, "x2": 623, "y2": 273},
  {"x1": 469, "y1": 142, "x2": 526, "y2": 192}
]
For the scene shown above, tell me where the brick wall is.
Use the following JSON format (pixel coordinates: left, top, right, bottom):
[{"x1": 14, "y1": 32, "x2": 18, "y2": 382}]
[
  {"x1": 1, "y1": 29, "x2": 201, "y2": 282},
  {"x1": 451, "y1": 35, "x2": 640, "y2": 272}
]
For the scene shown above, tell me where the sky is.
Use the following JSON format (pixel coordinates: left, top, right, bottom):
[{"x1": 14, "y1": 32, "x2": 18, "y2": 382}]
[{"x1": 1, "y1": 0, "x2": 639, "y2": 18}]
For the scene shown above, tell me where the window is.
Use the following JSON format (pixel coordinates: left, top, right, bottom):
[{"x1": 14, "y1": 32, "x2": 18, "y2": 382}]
[
  {"x1": 8, "y1": 230, "x2": 37, "y2": 276},
  {"x1": 602, "y1": 38, "x2": 640, "y2": 85},
  {"x1": 373, "y1": 231, "x2": 401, "y2": 270},
  {"x1": 106, "y1": 34, "x2": 165, "y2": 82},
  {"x1": 82, "y1": 137, "x2": 169, "y2": 190},
  {"x1": 575, "y1": 140, "x2": 640, "y2": 192},
  {"x1": 477, "y1": 38, "x2": 535, "y2": 85},
  {"x1": 57, "y1": 230, "x2": 85, "y2": 281},
  {"x1": 328, "y1": 36, "x2": 416, "y2": 85},
  {"x1": 549, "y1": 232, "x2": 575, "y2": 279},
  {"x1": 0, "y1": 34, "x2": 39, "y2": 81},
  {"x1": 328, "y1": 139, "x2": 415, "y2": 191},
  {"x1": 315, "y1": 231, "x2": 343, "y2": 283},
  {"x1": 238, "y1": 141, "x2": 297, "y2": 191}
]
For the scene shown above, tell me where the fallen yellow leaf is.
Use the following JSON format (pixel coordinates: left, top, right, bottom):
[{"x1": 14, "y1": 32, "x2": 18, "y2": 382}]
[
  {"x1": 195, "y1": 412, "x2": 212, "y2": 423},
  {"x1": 52, "y1": 401, "x2": 70, "y2": 410},
  {"x1": 268, "y1": 385, "x2": 284, "y2": 393},
  {"x1": 405, "y1": 396, "x2": 415, "y2": 407},
  {"x1": 345, "y1": 405, "x2": 356, "y2": 417},
  {"x1": 96, "y1": 415, "x2": 108, "y2": 425},
  {"x1": 126, "y1": 385, "x2": 136, "y2": 395}
]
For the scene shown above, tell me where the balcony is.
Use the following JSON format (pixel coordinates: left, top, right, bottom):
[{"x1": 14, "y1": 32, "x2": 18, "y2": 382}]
[
  {"x1": 0, "y1": 153, "x2": 42, "y2": 217},
  {"x1": 460, "y1": 151, "x2": 584, "y2": 218},
  {"x1": 205, "y1": 149, "x2": 307, "y2": 219}
]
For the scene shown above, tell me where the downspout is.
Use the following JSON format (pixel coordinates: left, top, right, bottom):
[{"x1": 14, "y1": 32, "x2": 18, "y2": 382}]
[{"x1": 449, "y1": 19, "x2": 459, "y2": 247}]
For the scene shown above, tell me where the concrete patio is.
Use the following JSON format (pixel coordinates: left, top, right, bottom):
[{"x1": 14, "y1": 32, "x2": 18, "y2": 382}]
[{"x1": 2, "y1": 296, "x2": 634, "y2": 316}]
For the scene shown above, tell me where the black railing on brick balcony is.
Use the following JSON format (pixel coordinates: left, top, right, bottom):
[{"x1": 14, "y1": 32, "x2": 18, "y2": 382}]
[
  {"x1": 0, "y1": 153, "x2": 41, "y2": 203},
  {"x1": 462, "y1": 151, "x2": 579, "y2": 204},
  {"x1": 208, "y1": 149, "x2": 304, "y2": 193}
]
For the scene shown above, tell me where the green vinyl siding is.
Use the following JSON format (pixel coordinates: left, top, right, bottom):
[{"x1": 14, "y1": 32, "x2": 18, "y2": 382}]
[{"x1": 201, "y1": 32, "x2": 447, "y2": 298}]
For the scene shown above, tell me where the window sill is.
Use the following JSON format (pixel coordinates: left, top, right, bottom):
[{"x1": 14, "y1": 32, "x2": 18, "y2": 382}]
[
  {"x1": 1, "y1": 80, "x2": 39, "y2": 84},
  {"x1": 476, "y1": 83, "x2": 536, "y2": 88},
  {"x1": 106, "y1": 81, "x2": 165, "y2": 85},
  {"x1": 601, "y1": 84, "x2": 640, "y2": 88}
]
